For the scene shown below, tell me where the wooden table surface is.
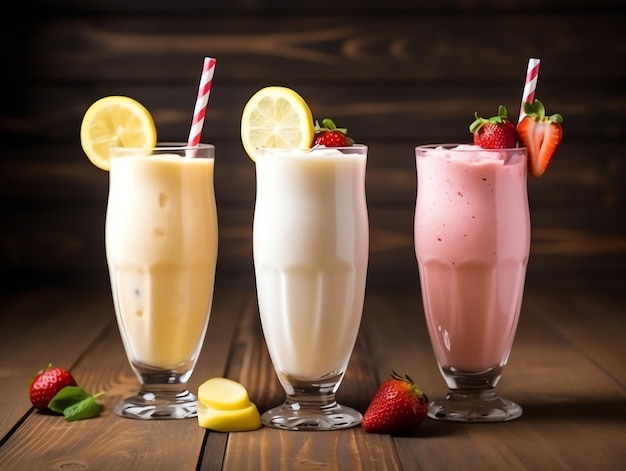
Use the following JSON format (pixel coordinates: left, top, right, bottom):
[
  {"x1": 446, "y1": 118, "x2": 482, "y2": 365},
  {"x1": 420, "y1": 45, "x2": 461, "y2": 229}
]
[
  {"x1": 1, "y1": 1, "x2": 624, "y2": 469},
  {"x1": 0, "y1": 277, "x2": 624, "y2": 470}
]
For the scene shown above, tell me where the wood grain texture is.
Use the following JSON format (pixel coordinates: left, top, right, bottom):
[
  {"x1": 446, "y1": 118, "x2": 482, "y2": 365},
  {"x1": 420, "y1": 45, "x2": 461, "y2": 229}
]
[
  {"x1": 32, "y1": 0, "x2": 626, "y2": 14},
  {"x1": 0, "y1": 282, "x2": 112, "y2": 440},
  {"x1": 360, "y1": 287, "x2": 626, "y2": 470},
  {"x1": 1, "y1": 2, "x2": 625, "y2": 284},
  {"x1": 17, "y1": 15, "x2": 626, "y2": 81},
  {"x1": 2, "y1": 283, "x2": 624, "y2": 470},
  {"x1": 0, "y1": 284, "x2": 249, "y2": 470},
  {"x1": 1, "y1": 4, "x2": 624, "y2": 469},
  {"x1": 209, "y1": 294, "x2": 403, "y2": 471}
]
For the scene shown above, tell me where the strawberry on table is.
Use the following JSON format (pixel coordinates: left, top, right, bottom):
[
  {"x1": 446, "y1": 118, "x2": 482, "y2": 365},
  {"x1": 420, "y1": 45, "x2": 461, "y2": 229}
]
[
  {"x1": 470, "y1": 105, "x2": 518, "y2": 149},
  {"x1": 362, "y1": 371, "x2": 429, "y2": 434},
  {"x1": 313, "y1": 118, "x2": 354, "y2": 147},
  {"x1": 517, "y1": 99, "x2": 563, "y2": 178},
  {"x1": 29, "y1": 364, "x2": 78, "y2": 413}
]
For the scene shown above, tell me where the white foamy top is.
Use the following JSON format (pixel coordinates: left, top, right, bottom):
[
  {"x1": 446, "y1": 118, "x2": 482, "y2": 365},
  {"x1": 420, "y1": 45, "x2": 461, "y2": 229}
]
[
  {"x1": 263, "y1": 148, "x2": 345, "y2": 158},
  {"x1": 418, "y1": 144, "x2": 528, "y2": 165},
  {"x1": 258, "y1": 144, "x2": 366, "y2": 159}
]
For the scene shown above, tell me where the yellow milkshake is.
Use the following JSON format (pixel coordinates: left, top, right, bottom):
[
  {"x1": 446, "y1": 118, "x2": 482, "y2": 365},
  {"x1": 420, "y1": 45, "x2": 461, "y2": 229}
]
[
  {"x1": 80, "y1": 95, "x2": 218, "y2": 419},
  {"x1": 106, "y1": 147, "x2": 217, "y2": 374}
]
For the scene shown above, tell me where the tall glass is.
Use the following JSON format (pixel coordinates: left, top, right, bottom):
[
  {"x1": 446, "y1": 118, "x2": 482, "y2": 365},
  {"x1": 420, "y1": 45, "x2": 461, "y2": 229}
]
[
  {"x1": 106, "y1": 143, "x2": 218, "y2": 419},
  {"x1": 414, "y1": 144, "x2": 530, "y2": 422},
  {"x1": 253, "y1": 145, "x2": 368, "y2": 430}
]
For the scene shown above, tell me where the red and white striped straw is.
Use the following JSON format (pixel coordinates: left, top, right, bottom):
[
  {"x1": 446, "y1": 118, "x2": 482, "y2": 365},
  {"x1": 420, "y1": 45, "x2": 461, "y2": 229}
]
[
  {"x1": 187, "y1": 57, "x2": 216, "y2": 150},
  {"x1": 518, "y1": 57, "x2": 540, "y2": 122}
]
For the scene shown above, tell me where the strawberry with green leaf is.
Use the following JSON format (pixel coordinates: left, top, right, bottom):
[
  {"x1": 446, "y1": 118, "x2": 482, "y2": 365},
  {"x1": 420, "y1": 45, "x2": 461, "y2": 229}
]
[
  {"x1": 313, "y1": 118, "x2": 354, "y2": 147},
  {"x1": 517, "y1": 99, "x2": 563, "y2": 177},
  {"x1": 470, "y1": 105, "x2": 518, "y2": 149},
  {"x1": 29, "y1": 363, "x2": 105, "y2": 420},
  {"x1": 362, "y1": 371, "x2": 429, "y2": 434},
  {"x1": 29, "y1": 364, "x2": 77, "y2": 413}
]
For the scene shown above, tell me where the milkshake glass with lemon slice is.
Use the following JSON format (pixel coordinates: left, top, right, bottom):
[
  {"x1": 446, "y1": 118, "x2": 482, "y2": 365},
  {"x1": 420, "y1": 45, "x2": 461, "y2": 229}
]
[
  {"x1": 241, "y1": 87, "x2": 368, "y2": 430},
  {"x1": 106, "y1": 143, "x2": 217, "y2": 419},
  {"x1": 80, "y1": 97, "x2": 218, "y2": 419}
]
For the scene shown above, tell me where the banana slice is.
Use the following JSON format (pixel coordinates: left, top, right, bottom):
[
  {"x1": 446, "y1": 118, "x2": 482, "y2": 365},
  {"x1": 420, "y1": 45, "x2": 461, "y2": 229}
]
[
  {"x1": 197, "y1": 378, "x2": 262, "y2": 432},
  {"x1": 197, "y1": 401, "x2": 261, "y2": 432},
  {"x1": 198, "y1": 377, "x2": 253, "y2": 410}
]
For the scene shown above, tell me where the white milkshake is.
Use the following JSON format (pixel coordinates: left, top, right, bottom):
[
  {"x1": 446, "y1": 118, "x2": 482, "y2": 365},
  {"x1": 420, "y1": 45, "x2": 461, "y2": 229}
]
[{"x1": 253, "y1": 145, "x2": 368, "y2": 430}]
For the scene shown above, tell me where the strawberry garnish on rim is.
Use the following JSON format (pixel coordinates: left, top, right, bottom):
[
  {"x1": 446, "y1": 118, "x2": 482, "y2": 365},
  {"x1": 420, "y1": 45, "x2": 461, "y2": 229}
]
[
  {"x1": 517, "y1": 99, "x2": 563, "y2": 178},
  {"x1": 313, "y1": 118, "x2": 355, "y2": 147},
  {"x1": 470, "y1": 105, "x2": 518, "y2": 149}
]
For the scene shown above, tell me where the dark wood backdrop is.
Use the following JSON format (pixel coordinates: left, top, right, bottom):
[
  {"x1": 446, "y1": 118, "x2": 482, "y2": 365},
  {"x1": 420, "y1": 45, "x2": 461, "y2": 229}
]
[{"x1": 1, "y1": 0, "x2": 625, "y2": 291}]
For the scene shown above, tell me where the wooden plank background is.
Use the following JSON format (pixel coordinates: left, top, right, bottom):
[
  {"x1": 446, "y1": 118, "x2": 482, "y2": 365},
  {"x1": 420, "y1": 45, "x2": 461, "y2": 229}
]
[{"x1": 1, "y1": 0, "x2": 625, "y2": 289}]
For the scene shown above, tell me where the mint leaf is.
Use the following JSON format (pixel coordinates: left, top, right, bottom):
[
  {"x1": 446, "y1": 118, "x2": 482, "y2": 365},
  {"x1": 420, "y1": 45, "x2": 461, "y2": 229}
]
[
  {"x1": 48, "y1": 386, "x2": 90, "y2": 413},
  {"x1": 63, "y1": 392, "x2": 105, "y2": 421},
  {"x1": 48, "y1": 386, "x2": 106, "y2": 421}
]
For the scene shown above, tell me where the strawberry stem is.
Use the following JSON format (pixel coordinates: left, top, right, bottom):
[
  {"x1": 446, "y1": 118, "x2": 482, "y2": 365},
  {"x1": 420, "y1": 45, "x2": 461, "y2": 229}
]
[
  {"x1": 469, "y1": 105, "x2": 510, "y2": 133},
  {"x1": 315, "y1": 118, "x2": 348, "y2": 135},
  {"x1": 321, "y1": 118, "x2": 337, "y2": 130},
  {"x1": 523, "y1": 100, "x2": 563, "y2": 124}
]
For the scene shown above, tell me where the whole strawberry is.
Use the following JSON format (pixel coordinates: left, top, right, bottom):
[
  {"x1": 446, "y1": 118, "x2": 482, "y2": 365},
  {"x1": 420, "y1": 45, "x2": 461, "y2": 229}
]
[
  {"x1": 29, "y1": 364, "x2": 78, "y2": 413},
  {"x1": 362, "y1": 371, "x2": 428, "y2": 434},
  {"x1": 313, "y1": 118, "x2": 354, "y2": 147},
  {"x1": 517, "y1": 99, "x2": 563, "y2": 178},
  {"x1": 470, "y1": 105, "x2": 517, "y2": 149}
]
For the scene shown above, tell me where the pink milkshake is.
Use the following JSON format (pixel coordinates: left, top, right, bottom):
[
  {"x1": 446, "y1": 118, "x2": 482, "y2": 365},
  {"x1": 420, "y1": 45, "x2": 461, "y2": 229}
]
[{"x1": 414, "y1": 144, "x2": 530, "y2": 422}]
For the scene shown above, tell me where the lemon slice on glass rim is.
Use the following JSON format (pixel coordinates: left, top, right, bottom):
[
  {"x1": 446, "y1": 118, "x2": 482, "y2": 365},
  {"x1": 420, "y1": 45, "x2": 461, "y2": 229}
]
[
  {"x1": 80, "y1": 96, "x2": 157, "y2": 171},
  {"x1": 240, "y1": 86, "x2": 315, "y2": 161}
]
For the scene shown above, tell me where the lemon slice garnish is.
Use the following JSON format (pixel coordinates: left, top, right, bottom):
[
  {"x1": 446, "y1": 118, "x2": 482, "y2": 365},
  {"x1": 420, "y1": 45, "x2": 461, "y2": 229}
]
[
  {"x1": 80, "y1": 96, "x2": 157, "y2": 171},
  {"x1": 240, "y1": 86, "x2": 315, "y2": 161}
]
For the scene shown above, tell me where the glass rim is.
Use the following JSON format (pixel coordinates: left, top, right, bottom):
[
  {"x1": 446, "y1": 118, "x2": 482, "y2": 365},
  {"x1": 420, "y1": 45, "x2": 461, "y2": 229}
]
[
  {"x1": 416, "y1": 143, "x2": 526, "y2": 152},
  {"x1": 256, "y1": 143, "x2": 367, "y2": 152},
  {"x1": 110, "y1": 142, "x2": 215, "y2": 152}
]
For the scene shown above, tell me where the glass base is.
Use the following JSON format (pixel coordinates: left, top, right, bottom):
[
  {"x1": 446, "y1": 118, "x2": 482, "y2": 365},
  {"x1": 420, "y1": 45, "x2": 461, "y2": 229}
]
[
  {"x1": 428, "y1": 389, "x2": 522, "y2": 423},
  {"x1": 114, "y1": 389, "x2": 198, "y2": 420},
  {"x1": 262, "y1": 401, "x2": 362, "y2": 431}
]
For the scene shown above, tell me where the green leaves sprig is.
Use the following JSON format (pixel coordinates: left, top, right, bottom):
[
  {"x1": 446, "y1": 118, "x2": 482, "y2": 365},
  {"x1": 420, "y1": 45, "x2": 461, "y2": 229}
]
[{"x1": 48, "y1": 386, "x2": 105, "y2": 421}]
